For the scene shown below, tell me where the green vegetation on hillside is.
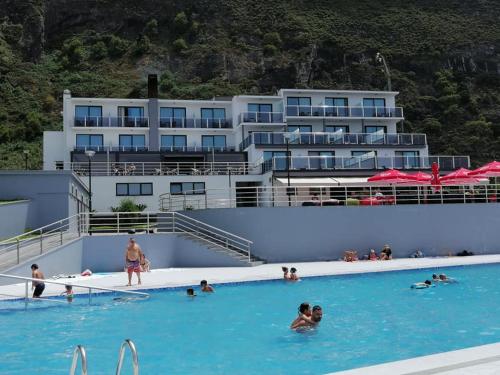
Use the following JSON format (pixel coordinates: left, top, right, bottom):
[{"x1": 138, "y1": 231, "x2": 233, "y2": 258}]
[{"x1": 0, "y1": 0, "x2": 499, "y2": 168}]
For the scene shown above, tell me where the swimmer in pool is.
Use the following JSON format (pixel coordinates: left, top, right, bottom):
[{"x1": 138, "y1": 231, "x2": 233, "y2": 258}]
[
  {"x1": 291, "y1": 304, "x2": 323, "y2": 330},
  {"x1": 61, "y1": 284, "x2": 74, "y2": 303},
  {"x1": 411, "y1": 280, "x2": 433, "y2": 289},
  {"x1": 200, "y1": 280, "x2": 214, "y2": 292},
  {"x1": 282, "y1": 267, "x2": 290, "y2": 280},
  {"x1": 289, "y1": 267, "x2": 300, "y2": 281},
  {"x1": 439, "y1": 274, "x2": 457, "y2": 283},
  {"x1": 187, "y1": 288, "x2": 196, "y2": 297}
]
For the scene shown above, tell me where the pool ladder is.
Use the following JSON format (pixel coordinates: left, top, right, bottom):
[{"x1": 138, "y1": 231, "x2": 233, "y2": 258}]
[{"x1": 69, "y1": 339, "x2": 139, "y2": 375}]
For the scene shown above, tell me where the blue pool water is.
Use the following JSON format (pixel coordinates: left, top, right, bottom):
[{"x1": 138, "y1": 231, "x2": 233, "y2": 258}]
[{"x1": 2, "y1": 264, "x2": 500, "y2": 374}]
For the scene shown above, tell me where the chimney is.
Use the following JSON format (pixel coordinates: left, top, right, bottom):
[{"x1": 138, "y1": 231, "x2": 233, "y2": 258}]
[
  {"x1": 148, "y1": 74, "x2": 158, "y2": 98},
  {"x1": 148, "y1": 74, "x2": 159, "y2": 151}
]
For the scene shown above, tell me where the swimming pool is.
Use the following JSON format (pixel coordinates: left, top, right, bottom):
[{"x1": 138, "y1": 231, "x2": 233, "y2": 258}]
[{"x1": 2, "y1": 263, "x2": 500, "y2": 374}]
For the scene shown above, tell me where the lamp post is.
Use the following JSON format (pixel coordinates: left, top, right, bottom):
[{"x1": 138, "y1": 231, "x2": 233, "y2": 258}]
[
  {"x1": 23, "y1": 150, "x2": 29, "y2": 170},
  {"x1": 85, "y1": 150, "x2": 95, "y2": 235},
  {"x1": 283, "y1": 132, "x2": 292, "y2": 206},
  {"x1": 376, "y1": 52, "x2": 392, "y2": 91}
]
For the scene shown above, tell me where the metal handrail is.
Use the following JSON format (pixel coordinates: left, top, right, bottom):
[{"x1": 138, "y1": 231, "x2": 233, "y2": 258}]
[
  {"x1": 0, "y1": 273, "x2": 150, "y2": 304},
  {"x1": 116, "y1": 339, "x2": 139, "y2": 375},
  {"x1": 70, "y1": 345, "x2": 88, "y2": 375}
]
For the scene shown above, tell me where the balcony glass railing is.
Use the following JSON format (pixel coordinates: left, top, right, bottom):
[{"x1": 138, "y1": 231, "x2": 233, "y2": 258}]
[
  {"x1": 263, "y1": 155, "x2": 470, "y2": 173},
  {"x1": 73, "y1": 146, "x2": 148, "y2": 152},
  {"x1": 240, "y1": 132, "x2": 426, "y2": 150},
  {"x1": 160, "y1": 146, "x2": 235, "y2": 152},
  {"x1": 285, "y1": 106, "x2": 403, "y2": 118},
  {"x1": 238, "y1": 112, "x2": 284, "y2": 124},
  {"x1": 159, "y1": 117, "x2": 232, "y2": 129},
  {"x1": 74, "y1": 116, "x2": 149, "y2": 127}
]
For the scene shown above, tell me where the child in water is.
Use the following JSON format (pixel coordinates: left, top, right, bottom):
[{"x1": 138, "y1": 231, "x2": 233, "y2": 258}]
[{"x1": 61, "y1": 284, "x2": 74, "y2": 302}]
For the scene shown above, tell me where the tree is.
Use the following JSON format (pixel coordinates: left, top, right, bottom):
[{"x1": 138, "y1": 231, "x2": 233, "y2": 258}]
[
  {"x1": 108, "y1": 35, "x2": 128, "y2": 58},
  {"x1": 144, "y1": 19, "x2": 158, "y2": 37},
  {"x1": 90, "y1": 41, "x2": 107, "y2": 60},
  {"x1": 173, "y1": 12, "x2": 189, "y2": 34},
  {"x1": 111, "y1": 198, "x2": 147, "y2": 212},
  {"x1": 173, "y1": 38, "x2": 188, "y2": 52}
]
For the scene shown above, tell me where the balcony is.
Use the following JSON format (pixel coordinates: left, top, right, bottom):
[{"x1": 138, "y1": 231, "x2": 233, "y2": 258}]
[
  {"x1": 238, "y1": 112, "x2": 284, "y2": 124},
  {"x1": 160, "y1": 146, "x2": 236, "y2": 152},
  {"x1": 73, "y1": 146, "x2": 148, "y2": 152},
  {"x1": 285, "y1": 106, "x2": 403, "y2": 119},
  {"x1": 263, "y1": 155, "x2": 470, "y2": 173},
  {"x1": 159, "y1": 117, "x2": 232, "y2": 129},
  {"x1": 240, "y1": 132, "x2": 427, "y2": 150},
  {"x1": 74, "y1": 116, "x2": 149, "y2": 128}
]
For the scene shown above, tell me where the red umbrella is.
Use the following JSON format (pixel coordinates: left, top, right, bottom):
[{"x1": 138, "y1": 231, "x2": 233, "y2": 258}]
[
  {"x1": 410, "y1": 171, "x2": 432, "y2": 183},
  {"x1": 368, "y1": 169, "x2": 420, "y2": 184},
  {"x1": 440, "y1": 168, "x2": 487, "y2": 185},
  {"x1": 468, "y1": 161, "x2": 500, "y2": 177}
]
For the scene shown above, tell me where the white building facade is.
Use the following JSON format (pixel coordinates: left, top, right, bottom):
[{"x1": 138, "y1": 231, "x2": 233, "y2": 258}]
[{"x1": 43, "y1": 75, "x2": 470, "y2": 211}]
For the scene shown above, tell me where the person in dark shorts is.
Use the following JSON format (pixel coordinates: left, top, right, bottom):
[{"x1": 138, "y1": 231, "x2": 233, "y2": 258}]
[{"x1": 31, "y1": 264, "x2": 45, "y2": 298}]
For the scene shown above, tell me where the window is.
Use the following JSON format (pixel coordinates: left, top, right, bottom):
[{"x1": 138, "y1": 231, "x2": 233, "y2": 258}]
[
  {"x1": 309, "y1": 151, "x2": 335, "y2": 169},
  {"x1": 76, "y1": 134, "x2": 103, "y2": 150},
  {"x1": 119, "y1": 135, "x2": 146, "y2": 150},
  {"x1": 118, "y1": 106, "x2": 144, "y2": 118},
  {"x1": 161, "y1": 135, "x2": 187, "y2": 151},
  {"x1": 202, "y1": 135, "x2": 226, "y2": 151},
  {"x1": 201, "y1": 108, "x2": 226, "y2": 128},
  {"x1": 160, "y1": 107, "x2": 186, "y2": 128},
  {"x1": 118, "y1": 107, "x2": 145, "y2": 127},
  {"x1": 75, "y1": 106, "x2": 102, "y2": 127},
  {"x1": 264, "y1": 151, "x2": 288, "y2": 171},
  {"x1": 324, "y1": 125, "x2": 349, "y2": 133},
  {"x1": 363, "y1": 98, "x2": 386, "y2": 117},
  {"x1": 116, "y1": 183, "x2": 153, "y2": 196},
  {"x1": 288, "y1": 125, "x2": 312, "y2": 133},
  {"x1": 286, "y1": 97, "x2": 311, "y2": 116},
  {"x1": 247, "y1": 103, "x2": 273, "y2": 122},
  {"x1": 170, "y1": 182, "x2": 206, "y2": 195},
  {"x1": 395, "y1": 151, "x2": 420, "y2": 169},
  {"x1": 325, "y1": 98, "x2": 348, "y2": 116},
  {"x1": 364, "y1": 126, "x2": 386, "y2": 144},
  {"x1": 365, "y1": 126, "x2": 386, "y2": 133}
]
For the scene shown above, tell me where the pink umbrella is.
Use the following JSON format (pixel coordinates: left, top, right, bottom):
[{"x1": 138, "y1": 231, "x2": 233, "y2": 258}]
[
  {"x1": 410, "y1": 172, "x2": 432, "y2": 183},
  {"x1": 468, "y1": 161, "x2": 500, "y2": 177},
  {"x1": 440, "y1": 168, "x2": 487, "y2": 185},
  {"x1": 368, "y1": 169, "x2": 420, "y2": 184}
]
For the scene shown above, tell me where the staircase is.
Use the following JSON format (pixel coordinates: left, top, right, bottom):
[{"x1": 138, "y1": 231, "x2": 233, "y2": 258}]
[{"x1": 156, "y1": 212, "x2": 265, "y2": 266}]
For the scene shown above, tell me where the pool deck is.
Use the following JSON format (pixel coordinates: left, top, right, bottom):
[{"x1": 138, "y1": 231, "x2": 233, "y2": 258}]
[
  {"x1": 2, "y1": 254, "x2": 500, "y2": 299},
  {"x1": 2, "y1": 255, "x2": 500, "y2": 375}
]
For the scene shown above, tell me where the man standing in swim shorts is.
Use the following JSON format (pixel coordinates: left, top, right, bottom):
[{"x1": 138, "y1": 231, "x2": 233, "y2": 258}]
[
  {"x1": 125, "y1": 238, "x2": 143, "y2": 286},
  {"x1": 31, "y1": 264, "x2": 45, "y2": 298}
]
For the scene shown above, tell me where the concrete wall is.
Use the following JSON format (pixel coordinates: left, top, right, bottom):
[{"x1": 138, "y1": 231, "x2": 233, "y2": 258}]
[
  {"x1": 0, "y1": 200, "x2": 30, "y2": 239},
  {"x1": 185, "y1": 204, "x2": 500, "y2": 262},
  {"x1": 0, "y1": 239, "x2": 83, "y2": 286},
  {"x1": 0, "y1": 171, "x2": 89, "y2": 231}
]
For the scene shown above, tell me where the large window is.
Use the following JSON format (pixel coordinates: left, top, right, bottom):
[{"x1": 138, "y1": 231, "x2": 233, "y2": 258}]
[
  {"x1": 170, "y1": 182, "x2": 206, "y2": 195},
  {"x1": 325, "y1": 98, "x2": 348, "y2": 116},
  {"x1": 160, "y1": 107, "x2": 186, "y2": 128},
  {"x1": 247, "y1": 103, "x2": 273, "y2": 122},
  {"x1": 201, "y1": 108, "x2": 226, "y2": 128},
  {"x1": 288, "y1": 125, "x2": 312, "y2": 133},
  {"x1": 116, "y1": 183, "x2": 153, "y2": 196},
  {"x1": 161, "y1": 135, "x2": 187, "y2": 151},
  {"x1": 75, "y1": 106, "x2": 102, "y2": 127},
  {"x1": 309, "y1": 151, "x2": 335, "y2": 169},
  {"x1": 76, "y1": 134, "x2": 103, "y2": 150},
  {"x1": 264, "y1": 151, "x2": 288, "y2": 171},
  {"x1": 363, "y1": 98, "x2": 386, "y2": 117},
  {"x1": 286, "y1": 97, "x2": 311, "y2": 116},
  {"x1": 324, "y1": 125, "x2": 349, "y2": 133},
  {"x1": 118, "y1": 107, "x2": 144, "y2": 118},
  {"x1": 395, "y1": 151, "x2": 420, "y2": 169},
  {"x1": 118, "y1": 107, "x2": 145, "y2": 127},
  {"x1": 202, "y1": 135, "x2": 226, "y2": 151},
  {"x1": 119, "y1": 135, "x2": 146, "y2": 151}
]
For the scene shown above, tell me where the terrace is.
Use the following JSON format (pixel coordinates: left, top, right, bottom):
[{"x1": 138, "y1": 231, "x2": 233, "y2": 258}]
[
  {"x1": 73, "y1": 116, "x2": 149, "y2": 128},
  {"x1": 285, "y1": 106, "x2": 404, "y2": 119},
  {"x1": 240, "y1": 132, "x2": 427, "y2": 150}
]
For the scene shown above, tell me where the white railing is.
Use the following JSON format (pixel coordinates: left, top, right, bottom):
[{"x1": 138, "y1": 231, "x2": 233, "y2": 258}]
[
  {"x1": 238, "y1": 112, "x2": 284, "y2": 124},
  {"x1": 116, "y1": 339, "x2": 139, "y2": 375},
  {"x1": 285, "y1": 105, "x2": 404, "y2": 118},
  {"x1": 264, "y1": 155, "x2": 471, "y2": 172},
  {"x1": 159, "y1": 184, "x2": 499, "y2": 211},
  {"x1": 70, "y1": 345, "x2": 88, "y2": 375},
  {"x1": 0, "y1": 273, "x2": 149, "y2": 308},
  {"x1": 240, "y1": 132, "x2": 427, "y2": 149},
  {"x1": 74, "y1": 116, "x2": 149, "y2": 128},
  {"x1": 64, "y1": 161, "x2": 261, "y2": 176}
]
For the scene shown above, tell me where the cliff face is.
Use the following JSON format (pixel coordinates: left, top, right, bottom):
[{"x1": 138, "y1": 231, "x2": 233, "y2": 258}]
[{"x1": 0, "y1": 0, "x2": 499, "y2": 168}]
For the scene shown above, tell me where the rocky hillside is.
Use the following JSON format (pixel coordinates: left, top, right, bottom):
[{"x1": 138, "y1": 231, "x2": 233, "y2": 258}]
[{"x1": 1, "y1": 0, "x2": 499, "y2": 168}]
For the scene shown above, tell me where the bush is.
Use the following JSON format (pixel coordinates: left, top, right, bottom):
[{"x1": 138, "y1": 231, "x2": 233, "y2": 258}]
[
  {"x1": 144, "y1": 19, "x2": 159, "y2": 37},
  {"x1": 173, "y1": 12, "x2": 189, "y2": 34},
  {"x1": 111, "y1": 198, "x2": 147, "y2": 212},
  {"x1": 61, "y1": 38, "x2": 84, "y2": 66},
  {"x1": 263, "y1": 32, "x2": 282, "y2": 47},
  {"x1": 263, "y1": 44, "x2": 278, "y2": 56},
  {"x1": 159, "y1": 70, "x2": 176, "y2": 92},
  {"x1": 173, "y1": 38, "x2": 188, "y2": 52},
  {"x1": 107, "y1": 35, "x2": 128, "y2": 58},
  {"x1": 90, "y1": 41, "x2": 107, "y2": 60},
  {"x1": 133, "y1": 35, "x2": 151, "y2": 56}
]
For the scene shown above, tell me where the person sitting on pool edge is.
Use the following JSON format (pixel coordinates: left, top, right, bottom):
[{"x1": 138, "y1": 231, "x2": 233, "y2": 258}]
[
  {"x1": 291, "y1": 305, "x2": 323, "y2": 330},
  {"x1": 411, "y1": 280, "x2": 433, "y2": 289},
  {"x1": 289, "y1": 267, "x2": 300, "y2": 281},
  {"x1": 380, "y1": 244, "x2": 392, "y2": 260},
  {"x1": 282, "y1": 266, "x2": 290, "y2": 280},
  {"x1": 369, "y1": 249, "x2": 378, "y2": 261},
  {"x1": 187, "y1": 288, "x2": 196, "y2": 297},
  {"x1": 200, "y1": 280, "x2": 214, "y2": 292}
]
